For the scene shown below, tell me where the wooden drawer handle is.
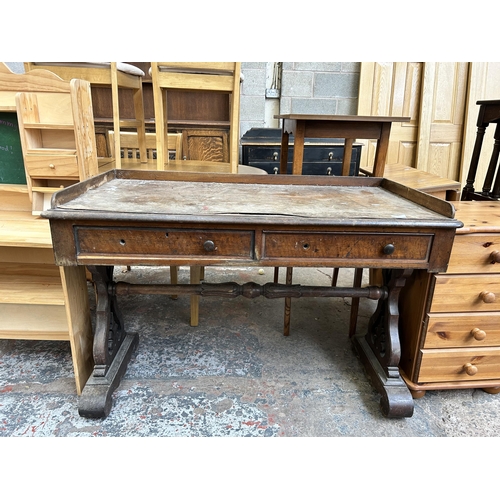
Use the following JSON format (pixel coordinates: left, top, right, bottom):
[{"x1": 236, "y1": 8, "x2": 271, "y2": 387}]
[
  {"x1": 203, "y1": 240, "x2": 216, "y2": 252},
  {"x1": 464, "y1": 363, "x2": 478, "y2": 376},
  {"x1": 383, "y1": 244, "x2": 395, "y2": 255},
  {"x1": 480, "y1": 291, "x2": 496, "y2": 303},
  {"x1": 491, "y1": 250, "x2": 500, "y2": 263},
  {"x1": 471, "y1": 327, "x2": 487, "y2": 341},
  {"x1": 49, "y1": 163, "x2": 55, "y2": 169}
]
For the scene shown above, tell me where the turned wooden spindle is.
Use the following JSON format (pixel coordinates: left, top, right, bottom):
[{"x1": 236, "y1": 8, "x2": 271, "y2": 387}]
[
  {"x1": 480, "y1": 291, "x2": 496, "y2": 303},
  {"x1": 464, "y1": 363, "x2": 478, "y2": 376},
  {"x1": 471, "y1": 327, "x2": 487, "y2": 341}
]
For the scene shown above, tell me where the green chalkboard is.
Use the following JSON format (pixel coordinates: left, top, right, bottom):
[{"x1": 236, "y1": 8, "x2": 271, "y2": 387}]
[{"x1": 0, "y1": 112, "x2": 27, "y2": 184}]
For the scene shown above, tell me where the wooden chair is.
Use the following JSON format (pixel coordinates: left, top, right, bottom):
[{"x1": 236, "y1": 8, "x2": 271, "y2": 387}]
[
  {"x1": 23, "y1": 62, "x2": 147, "y2": 170},
  {"x1": 150, "y1": 62, "x2": 241, "y2": 172},
  {"x1": 150, "y1": 62, "x2": 242, "y2": 326},
  {"x1": 461, "y1": 99, "x2": 500, "y2": 201}
]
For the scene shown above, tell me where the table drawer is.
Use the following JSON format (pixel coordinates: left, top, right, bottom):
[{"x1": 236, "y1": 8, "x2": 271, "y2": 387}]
[
  {"x1": 430, "y1": 274, "x2": 500, "y2": 313},
  {"x1": 24, "y1": 154, "x2": 79, "y2": 178},
  {"x1": 424, "y1": 311, "x2": 500, "y2": 348},
  {"x1": 262, "y1": 231, "x2": 432, "y2": 262},
  {"x1": 75, "y1": 227, "x2": 254, "y2": 259},
  {"x1": 447, "y1": 233, "x2": 500, "y2": 274},
  {"x1": 418, "y1": 347, "x2": 500, "y2": 383}
]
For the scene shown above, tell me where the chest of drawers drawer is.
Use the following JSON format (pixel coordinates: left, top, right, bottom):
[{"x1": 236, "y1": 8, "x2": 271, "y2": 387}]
[
  {"x1": 418, "y1": 347, "x2": 500, "y2": 383},
  {"x1": 430, "y1": 274, "x2": 500, "y2": 313},
  {"x1": 446, "y1": 233, "x2": 500, "y2": 273},
  {"x1": 424, "y1": 311, "x2": 500, "y2": 348}
]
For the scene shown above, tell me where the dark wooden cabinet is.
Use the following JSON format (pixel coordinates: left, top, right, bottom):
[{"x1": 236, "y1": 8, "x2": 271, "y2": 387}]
[{"x1": 241, "y1": 128, "x2": 362, "y2": 175}]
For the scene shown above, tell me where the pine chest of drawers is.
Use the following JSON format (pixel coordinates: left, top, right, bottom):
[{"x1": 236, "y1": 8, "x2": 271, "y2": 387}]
[
  {"x1": 399, "y1": 201, "x2": 500, "y2": 397},
  {"x1": 240, "y1": 128, "x2": 362, "y2": 176}
]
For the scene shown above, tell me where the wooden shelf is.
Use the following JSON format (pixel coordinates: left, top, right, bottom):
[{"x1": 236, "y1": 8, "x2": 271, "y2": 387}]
[
  {"x1": 23, "y1": 123, "x2": 75, "y2": 130},
  {"x1": 25, "y1": 148, "x2": 77, "y2": 155},
  {"x1": 0, "y1": 303, "x2": 69, "y2": 340}
]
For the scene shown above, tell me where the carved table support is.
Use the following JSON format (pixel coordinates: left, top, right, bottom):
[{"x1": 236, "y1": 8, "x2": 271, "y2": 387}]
[
  {"x1": 352, "y1": 268, "x2": 415, "y2": 418},
  {"x1": 79, "y1": 265, "x2": 138, "y2": 418},
  {"x1": 79, "y1": 276, "x2": 389, "y2": 418}
]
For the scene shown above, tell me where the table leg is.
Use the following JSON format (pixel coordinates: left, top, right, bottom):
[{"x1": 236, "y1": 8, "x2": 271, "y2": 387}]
[
  {"x1": 78, "y1": 265, "x2": 138, "y2": 418},
  {"x1": 280, "y1": 129, "x2": 290, "y2": 175},
  {"x1": 341, "y1": 138, "x2": 354, "y2": 176},
  {"x1": 292, "y1": 121, "x2": 305, "y2": 175},
  {"x1": 372, "y1": 122, "x2": 392, "y2": 177},
  {"x1": 352, "y1": 268, "x2": 414, "y2": 418}
]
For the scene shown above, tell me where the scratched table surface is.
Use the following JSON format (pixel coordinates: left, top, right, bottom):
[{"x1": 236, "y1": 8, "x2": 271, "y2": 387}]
[{"x1": 50, "y1": 177, "x2": 453, "y2": 225}]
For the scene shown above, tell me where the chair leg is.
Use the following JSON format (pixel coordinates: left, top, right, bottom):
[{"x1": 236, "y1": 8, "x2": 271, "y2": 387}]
[
  {"x1": 274, "y1": 267, "x2": 279, "y2": 283},
  {"x1": 331, "y1": 268, "x2": 339, "y2": 287},
  {"x1": 110, "y1": 63, "x2": 121, "y2": 170},
  {"x1": 133, "y1": 85, "x2": 147, "y2": 163},
  {"x1": 190, "y1": 265, "x2": 201, "y2": 327},
  {"x1": 349, "y1": 268, "x2": 364, "y2": 337},
  {"x1": 170, "y1": 265, "x2": 178, "y2": 299}
]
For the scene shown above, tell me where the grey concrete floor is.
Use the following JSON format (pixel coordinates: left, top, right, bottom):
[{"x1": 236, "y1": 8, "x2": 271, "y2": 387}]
[{"x1": 2, "y1": 265, "x2": 500, "y2": 438}]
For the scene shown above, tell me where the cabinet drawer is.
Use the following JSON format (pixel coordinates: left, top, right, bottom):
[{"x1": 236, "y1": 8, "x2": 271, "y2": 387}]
[
  {"x1": 430, "y1": 274, "x2": 500, "y2": 313},
  {"x1": 251, "y1": 161, "x2": 359, "y2": 176},
  {"x1": 418, "y1": 347, "x2": 500, "y2": 382},
  {"x1": 75, "y1": 227, "x2": 254, "y2": 259},
  {"x1": 243, "y1": 144, "x2": 361, "y2": 176},
  {"x1": 262, "y1": 231, "x2": 432, "y2": 262},
  {"x1": 424, "y1": 311, "x2": 500, "y2": 348},
  {"x1": 24, "y1": 155, "x2": 79, "y2": 178},
  {"x1": 447, "y1": 233, "x2": 500, "y2": 273}
]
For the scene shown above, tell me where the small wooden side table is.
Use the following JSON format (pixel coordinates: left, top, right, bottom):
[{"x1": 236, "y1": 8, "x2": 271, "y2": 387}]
[{"x1": 274, "y1": 114, "x2": 410, "y2": 177}]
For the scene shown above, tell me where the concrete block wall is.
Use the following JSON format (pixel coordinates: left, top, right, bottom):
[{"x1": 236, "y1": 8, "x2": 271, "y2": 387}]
[{"x1": 240, "y1": 62, "x2": 361, "y2": 137}]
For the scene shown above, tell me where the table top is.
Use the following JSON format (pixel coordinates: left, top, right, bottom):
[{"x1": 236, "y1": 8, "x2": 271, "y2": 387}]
[
  {"x1": 44, "y1": 170, "x2": 460, "y2": 229},
  {"x1": 274, "y1": 114, "x2": 411, "y2": 123},
  {"x1": 380, "y1": 163, "x2": 462, "y2": 193}
]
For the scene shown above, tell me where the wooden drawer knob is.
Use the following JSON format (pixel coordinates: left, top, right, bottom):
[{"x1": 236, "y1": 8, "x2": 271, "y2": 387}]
[
  {"x1": 491, "y1": 250, "x2": 500, "y2": 263},
  {"x1": 203, "y1": 240, "x2": 216, "y2": 252},
  {"x1": 471, "y1": 327, "x2": 487, "y2": 341},
  {"x1": 49, "y1": 163, "x2": 55, "y2": 169},
  {"x1": 480, "y1": 291, "x2": 496, "y2": 303},
  {"x1": 383, "y1": 243, "x2": 395, "y2": 255},
  {"x1": 464, "y1": 363, "x2": 478, "y2": 376}
]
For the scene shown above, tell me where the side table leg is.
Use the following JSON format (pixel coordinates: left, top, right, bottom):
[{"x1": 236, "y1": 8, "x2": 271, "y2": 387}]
[
  {"x1": 79, "y1": 265, "x2": 138, "y2": 418},
  {"x1": 352, "y1": 268, "x2": 414, "y2": 418}
]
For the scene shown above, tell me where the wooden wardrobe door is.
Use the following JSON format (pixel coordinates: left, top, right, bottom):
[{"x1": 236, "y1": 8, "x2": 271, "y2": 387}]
[
  {"x1": 358, "y1": 62, "x2": 422, "y2": 168},
  {"x1": 415, "y1": 62, "x2": 469, "y2": 181}
]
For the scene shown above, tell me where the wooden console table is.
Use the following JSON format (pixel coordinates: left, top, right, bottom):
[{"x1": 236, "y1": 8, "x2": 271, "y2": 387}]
[
  {"x1": 42, "y1": 170, "x2": 461, "y2": 419},
  {"x1": 274, "y1": 114, "x2": 410, "y2": 177}
]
